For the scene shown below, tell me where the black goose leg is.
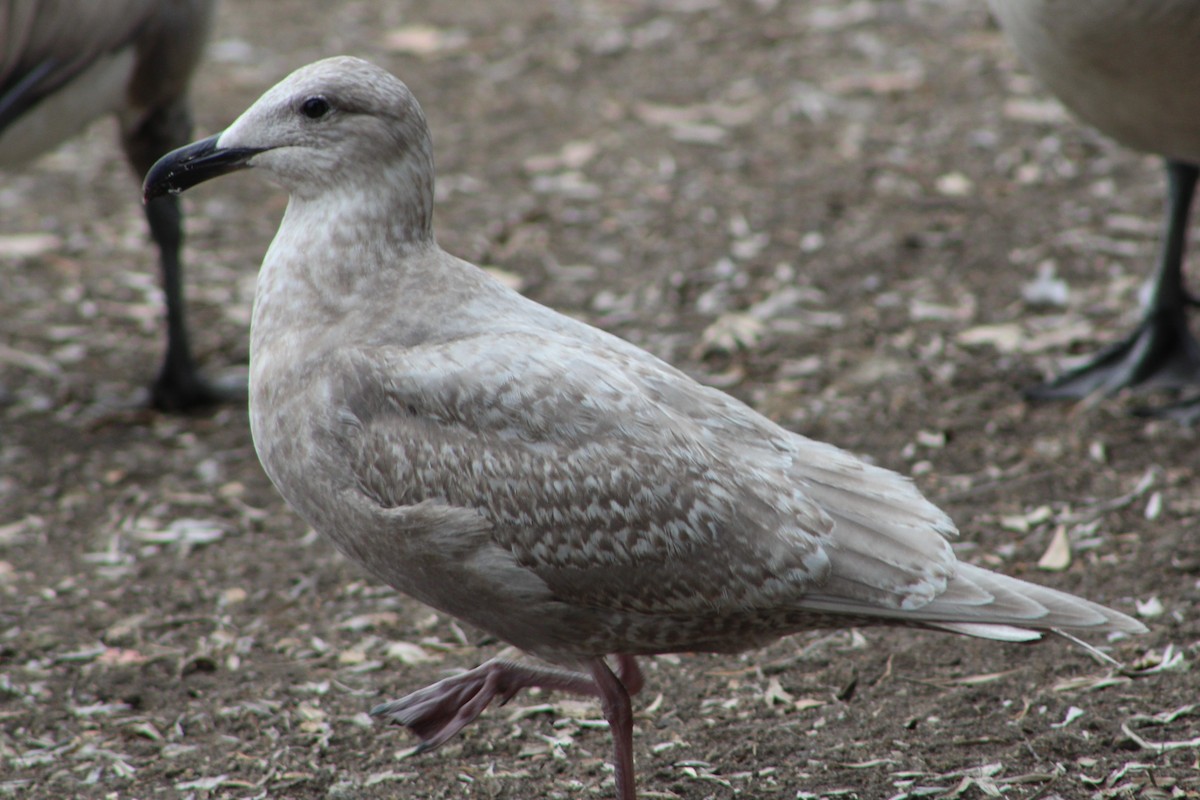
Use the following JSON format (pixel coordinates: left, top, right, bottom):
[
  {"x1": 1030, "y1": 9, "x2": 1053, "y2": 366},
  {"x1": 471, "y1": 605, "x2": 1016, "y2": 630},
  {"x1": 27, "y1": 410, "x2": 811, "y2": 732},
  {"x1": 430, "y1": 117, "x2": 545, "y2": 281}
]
[
  {"x1": 1026, "y1": 159, "x2": 1200, "y2": 402},
  {"x1": 126, "y1": 100, "x2": 246, "y2": 412}
]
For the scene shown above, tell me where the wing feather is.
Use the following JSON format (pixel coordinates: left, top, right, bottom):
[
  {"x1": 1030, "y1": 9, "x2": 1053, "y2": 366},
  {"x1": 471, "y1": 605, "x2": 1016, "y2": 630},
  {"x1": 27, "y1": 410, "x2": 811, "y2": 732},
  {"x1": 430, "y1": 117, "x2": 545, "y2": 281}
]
[
  {"x1": 329, "y1": 332, "x2": 836, "y2": 617},
  {"x1": 324, "y1": 325, "x2": 962, "y2": 622}
]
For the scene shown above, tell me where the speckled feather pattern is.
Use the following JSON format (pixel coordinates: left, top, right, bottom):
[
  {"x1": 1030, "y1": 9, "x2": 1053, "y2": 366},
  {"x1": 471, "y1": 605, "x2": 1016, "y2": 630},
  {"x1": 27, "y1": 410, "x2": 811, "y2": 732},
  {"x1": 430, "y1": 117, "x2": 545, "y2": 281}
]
[{"x1": 194, "y1": 57, "x2": 1143, "y2": 669}]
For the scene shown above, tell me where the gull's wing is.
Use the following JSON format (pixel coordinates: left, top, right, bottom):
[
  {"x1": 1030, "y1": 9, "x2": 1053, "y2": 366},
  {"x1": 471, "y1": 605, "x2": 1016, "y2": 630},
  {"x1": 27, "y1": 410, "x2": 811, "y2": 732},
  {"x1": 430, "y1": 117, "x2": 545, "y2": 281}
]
[{"x1": 322, "y1": 327, "x2": 958, "y2": 619}]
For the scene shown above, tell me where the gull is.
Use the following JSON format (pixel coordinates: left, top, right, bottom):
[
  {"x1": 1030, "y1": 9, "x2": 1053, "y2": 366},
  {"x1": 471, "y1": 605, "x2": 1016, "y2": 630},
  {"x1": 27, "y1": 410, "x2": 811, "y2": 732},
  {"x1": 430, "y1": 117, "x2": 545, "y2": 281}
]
[
  {"x1": 0, "y1": 0, "x2": 241, "y2": 411},
  {"x1": 988, "y1": 2, "x2": 1200, "y2": 419},
  {"x1": 143, "y1": 56, "x2": 1147, "y2": 800}
]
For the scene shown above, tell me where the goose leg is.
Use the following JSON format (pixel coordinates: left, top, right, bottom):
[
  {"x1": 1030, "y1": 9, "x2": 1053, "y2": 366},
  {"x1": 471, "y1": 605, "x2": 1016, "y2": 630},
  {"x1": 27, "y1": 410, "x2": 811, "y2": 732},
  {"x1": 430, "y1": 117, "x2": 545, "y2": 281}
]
[
  {"x1": 125, "y1": 100, "x2": 246, "y2": 411},
  {"x1": 1026, "y1": 159, "x2": 1200, "y2": 402}
]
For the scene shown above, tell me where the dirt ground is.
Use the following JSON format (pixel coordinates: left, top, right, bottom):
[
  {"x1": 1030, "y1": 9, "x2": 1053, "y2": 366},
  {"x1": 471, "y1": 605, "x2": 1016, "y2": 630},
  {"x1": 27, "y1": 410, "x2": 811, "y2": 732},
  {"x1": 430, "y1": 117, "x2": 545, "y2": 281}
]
[{"x1": 2, "y1": 1, "x2": 1198, "y2": 798}]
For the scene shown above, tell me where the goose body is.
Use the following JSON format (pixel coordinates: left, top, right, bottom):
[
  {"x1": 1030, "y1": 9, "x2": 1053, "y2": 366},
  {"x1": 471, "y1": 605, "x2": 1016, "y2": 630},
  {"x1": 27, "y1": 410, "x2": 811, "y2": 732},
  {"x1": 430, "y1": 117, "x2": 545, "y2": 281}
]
[
  {"x1": 989, "y1": 1, "x2": 1200, "y2": 411},
  {"x1": 0, "y1": 0, "x2": 237, "y2": 410}
]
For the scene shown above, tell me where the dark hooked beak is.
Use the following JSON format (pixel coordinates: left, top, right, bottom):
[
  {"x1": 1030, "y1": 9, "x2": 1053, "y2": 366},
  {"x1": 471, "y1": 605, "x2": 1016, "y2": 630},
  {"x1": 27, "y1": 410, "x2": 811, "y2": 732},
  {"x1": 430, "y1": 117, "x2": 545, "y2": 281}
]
[{"x1": 142, "y1": 134, "x2": 266, "y2": 202}]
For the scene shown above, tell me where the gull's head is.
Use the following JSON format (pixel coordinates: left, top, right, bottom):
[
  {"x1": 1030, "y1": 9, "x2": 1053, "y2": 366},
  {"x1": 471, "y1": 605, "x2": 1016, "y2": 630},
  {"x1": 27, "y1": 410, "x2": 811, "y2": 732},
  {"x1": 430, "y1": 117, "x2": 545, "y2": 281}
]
[{"x1": 143, "y1": 56, "x2": 433, "y2": 204}]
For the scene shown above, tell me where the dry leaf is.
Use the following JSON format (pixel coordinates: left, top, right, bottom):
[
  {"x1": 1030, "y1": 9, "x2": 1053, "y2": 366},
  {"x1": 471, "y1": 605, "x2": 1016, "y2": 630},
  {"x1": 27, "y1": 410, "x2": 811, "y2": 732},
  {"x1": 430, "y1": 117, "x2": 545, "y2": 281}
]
[
  {"x1": 915, "y1": 430, "x2": 946, "y2": 449},
  {"x1": 1022, "y1": 320, "x2": 1096, "y2": 353},
  {"x1": 1050, "y1": 706, "x2": 1085, "y2": 729},
  {"x1": 1143, "y1": 491, "x2": 1163, "y2": 521},
  {"x1": 935, "y1": 172, "x2": 973, "y2": 197},
  {"x1": 554, "y1": 699, "x2": 599, "y2": 719},
  {"x1": 523, "y1": 141, "x2": 598, "y2": 173},
  {"x1": 383, "y1": 25, "x2": 468, "y2": 56},
  {"x1": 1052, "y1": 672, "x2": 1131, "y2": 692},
  {"x1": 947, "y1": 669, "x2": 1021, "y2": 686},
  {"x1": 909, "y1": 297, "x2": 975, "y2": 323},
  {"x1": 338, "y1": 611, "x2": 401, "y2": 631},
  {"x1": 384, "y1": 641, "x2": 439, "y2": 665},
  {"x1": 130, "y1": 517, "x2": 227, "y2": 547},
  {"x1": 955, "y1": 323, "x2": 1022, "y2": 355},
  {"x1": 1021, "y1": 261, "x2": 1069, "y2": 308},
  {"x1": 696, "y1": 313, "x2": 764, "y2": 357},
  {"x1": 763, "y1": 677, "x2": 794, "y2": 707},
  {"x1": 1125, "y1": 644, "x2": 1186, "y2": 674},
  {"x1": 0, "y1": 232, "x2": 61, "y2": 259},
  {"x1": 1003, "y1": 97, "x2": 1069, "y2": 125},
  {"x1": 97, "y1": 647, "x2": 148, "y2": 666},
  {"x1": 0, "y1": 343, "x2": 63, "y2": 376},
  {"x1": 1037, "y1": 525, "x2": 1071, "y2": 571},
  {"x1": 338, "y1": 649, "x2": 367, "y2": 665},
  {"x1": 220, "y1": 587, "x2": 248, "y2": 606},
  {"x1": 1134, "y1": 596, "x2": 1164, "y2": 618},
  {"x1": 998, "y1": 505, "x2": 1053, "y2": 533},
  {"x1": 827, "y1": 70, "x2": 923, "y2": 95}
]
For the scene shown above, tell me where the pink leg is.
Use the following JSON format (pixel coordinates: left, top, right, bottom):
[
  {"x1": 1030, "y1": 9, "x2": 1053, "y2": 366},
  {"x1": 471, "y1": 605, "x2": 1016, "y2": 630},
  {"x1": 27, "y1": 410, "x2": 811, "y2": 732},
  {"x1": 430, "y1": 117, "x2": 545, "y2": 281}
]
[
  {"x1": 614, "y1": 653, "x2": 644, "y2": 696},
  {"x1": 372, "y1": 655, "x2": 645, "y2": 798},
  {"x1": 590, "y1": 657, "x2": 637, "y2": 800},
  {"x1": 371, "y1": 659, "x2": 599, "y2": 751}
]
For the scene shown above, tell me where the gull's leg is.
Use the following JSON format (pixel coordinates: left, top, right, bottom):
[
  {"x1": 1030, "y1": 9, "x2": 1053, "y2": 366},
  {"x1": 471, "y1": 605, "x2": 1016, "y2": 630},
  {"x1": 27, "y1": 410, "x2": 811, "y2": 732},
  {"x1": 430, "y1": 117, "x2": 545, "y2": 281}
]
[
  {"x1": 374, "y1": 655, "x2": 645, "y2": 796},
  {"x1": 591, "y1": 657, "x2": 637, "y2": 800},
  {"x1": 614, "y1": 653, "x2": 644, "y2": 696},
  {"x1": 1026, "y1": 158, "x2": 1200, "y2": 401},
  {"x1": 371, "y1": 658, "x2": 600, "y2": 751}
]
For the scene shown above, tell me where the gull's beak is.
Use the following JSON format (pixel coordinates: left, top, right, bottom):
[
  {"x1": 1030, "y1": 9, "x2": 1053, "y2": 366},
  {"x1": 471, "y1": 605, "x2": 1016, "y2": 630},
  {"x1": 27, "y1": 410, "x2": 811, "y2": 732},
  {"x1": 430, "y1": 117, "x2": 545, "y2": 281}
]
[{"x1": 143, "y1": 134, "x2": 265, "y2": 202}]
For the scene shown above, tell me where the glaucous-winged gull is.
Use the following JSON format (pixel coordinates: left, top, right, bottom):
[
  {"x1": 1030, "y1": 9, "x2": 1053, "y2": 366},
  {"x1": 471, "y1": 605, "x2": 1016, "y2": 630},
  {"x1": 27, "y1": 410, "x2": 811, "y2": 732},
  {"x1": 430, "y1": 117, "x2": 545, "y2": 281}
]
[{"x1": 144, "y1": 56, "x2": 1147, "y2": 800}]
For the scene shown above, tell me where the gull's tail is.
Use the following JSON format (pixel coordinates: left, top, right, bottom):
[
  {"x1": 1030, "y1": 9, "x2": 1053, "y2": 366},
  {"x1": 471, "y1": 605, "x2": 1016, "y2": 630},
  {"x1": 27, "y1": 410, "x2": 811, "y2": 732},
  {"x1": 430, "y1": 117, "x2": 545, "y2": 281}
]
[{"x1": 797, "y1": 560, "x2": 1147, "y2": 643}]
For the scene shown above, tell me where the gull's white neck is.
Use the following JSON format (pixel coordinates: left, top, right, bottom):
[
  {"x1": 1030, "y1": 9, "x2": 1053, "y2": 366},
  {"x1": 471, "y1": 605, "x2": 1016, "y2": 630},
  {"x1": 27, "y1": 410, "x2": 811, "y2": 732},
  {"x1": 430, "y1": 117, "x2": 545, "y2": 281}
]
[
  {"x1": 246, "y1": 154, "x2": 437, "y2": 463},
  {"x1": 250, "y1": 153, "x2": 435, "y2": 338}
]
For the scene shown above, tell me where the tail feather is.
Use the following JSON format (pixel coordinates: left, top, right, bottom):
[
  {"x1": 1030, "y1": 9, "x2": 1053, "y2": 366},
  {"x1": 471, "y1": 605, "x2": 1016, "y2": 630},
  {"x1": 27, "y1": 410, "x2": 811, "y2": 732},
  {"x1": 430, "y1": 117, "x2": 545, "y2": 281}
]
[
  {"x1": 781, "y1": 432, "x2": 1145, "y2": 643},
  {"x1": 797, "y1": 561, "x2": 1146, "y2": 639},
  {"x1": 927, "y1": 622, "x2": 1043, "y2": 642},
  {"x1": 925, "y1": 563, "x2": 1129, "y2": 630}
]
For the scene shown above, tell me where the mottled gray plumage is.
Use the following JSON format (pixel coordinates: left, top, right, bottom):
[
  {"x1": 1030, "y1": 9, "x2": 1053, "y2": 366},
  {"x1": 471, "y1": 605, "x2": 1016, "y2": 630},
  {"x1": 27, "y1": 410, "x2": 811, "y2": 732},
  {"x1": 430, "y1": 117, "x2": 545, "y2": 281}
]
[
  {"x1": 0, "y1": 0, "x2": 235, "y2": 411},
  {"x1": 144, "y1": 56, "x2": 1147, "y2": 800},
  {"x1": 988, "y1": 1, "x2": 1200, "y2": 409}
]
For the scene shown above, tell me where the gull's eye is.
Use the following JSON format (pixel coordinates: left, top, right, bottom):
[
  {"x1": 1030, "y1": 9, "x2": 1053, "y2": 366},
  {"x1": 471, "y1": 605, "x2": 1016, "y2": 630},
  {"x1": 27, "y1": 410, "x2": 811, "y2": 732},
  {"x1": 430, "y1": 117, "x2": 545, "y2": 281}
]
[{"x1": 300, "y1": 96, "x2": 332, "y2": 119}]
